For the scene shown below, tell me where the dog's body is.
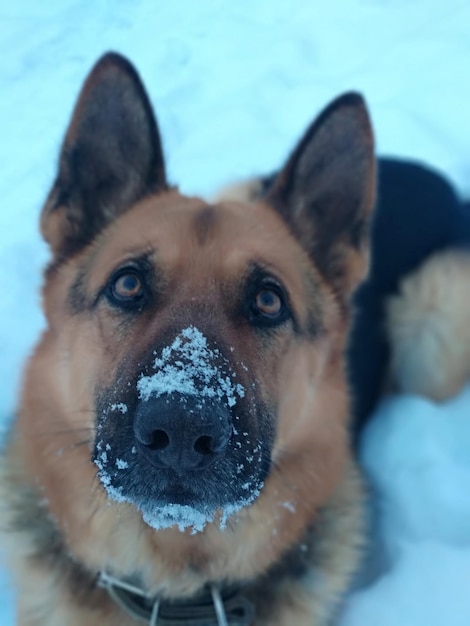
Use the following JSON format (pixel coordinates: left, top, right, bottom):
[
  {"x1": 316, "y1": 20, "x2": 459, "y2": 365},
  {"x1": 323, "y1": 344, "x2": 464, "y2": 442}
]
[
  {"x1": 218, "y1": 158, "x2": 470, "y2": 430},
  {"x1": 1, "y1": 53, "x2": 376, "y2": 625},
  {"x1": 348, "y1": 158, "x2": 470, "y2": 425}
]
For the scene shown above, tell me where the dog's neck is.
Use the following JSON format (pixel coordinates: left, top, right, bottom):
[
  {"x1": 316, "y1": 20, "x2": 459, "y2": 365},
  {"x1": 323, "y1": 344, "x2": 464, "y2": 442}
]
[
  {"x1": 1, "y1": 454, "x2": 253, "y2": 624},
  {"x1": 98, "y1": 570, "x2": 254, "y2": 626}
]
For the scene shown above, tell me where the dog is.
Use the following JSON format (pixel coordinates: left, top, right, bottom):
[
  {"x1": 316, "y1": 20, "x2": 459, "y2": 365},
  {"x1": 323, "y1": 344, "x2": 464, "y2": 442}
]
[{"x1": 0, "y1": 52, "x2": 377, "y2": 625}]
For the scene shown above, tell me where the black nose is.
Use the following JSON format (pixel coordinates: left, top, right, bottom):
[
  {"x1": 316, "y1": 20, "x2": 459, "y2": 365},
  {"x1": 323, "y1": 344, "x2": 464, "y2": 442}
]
[{"x1": 133, "y1": 395, "x2": 232, "y2": 471}]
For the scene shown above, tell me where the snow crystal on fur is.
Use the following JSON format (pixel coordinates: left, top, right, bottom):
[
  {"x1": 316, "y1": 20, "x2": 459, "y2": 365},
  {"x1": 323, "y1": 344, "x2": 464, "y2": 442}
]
[{"x1": 137, "y1": 326, "x2": 245, "y2": 407}]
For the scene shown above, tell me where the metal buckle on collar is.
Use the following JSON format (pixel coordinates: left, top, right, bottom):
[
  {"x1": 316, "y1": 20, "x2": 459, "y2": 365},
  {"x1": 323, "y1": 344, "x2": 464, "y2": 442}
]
[{"x1": 98, "y1": 571, "x2": 254, "y2": 626}]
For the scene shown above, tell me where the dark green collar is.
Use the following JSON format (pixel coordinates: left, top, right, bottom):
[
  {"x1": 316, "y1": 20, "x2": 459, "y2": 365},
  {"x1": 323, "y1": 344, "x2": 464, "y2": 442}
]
[{"x1": 98, "y1": 571, "x2": 255, "y2": 626}]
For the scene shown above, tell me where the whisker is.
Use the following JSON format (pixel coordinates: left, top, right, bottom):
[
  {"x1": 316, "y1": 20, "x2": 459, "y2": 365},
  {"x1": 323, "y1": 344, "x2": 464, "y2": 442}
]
[
  {"x1": 68, "y1": 438, "x2": 92, "y2": 449},
  {"x1": 86, "y1": 492, "x2": 104, "y2": 525},
  {"x1": 30, "y1": 427, "x2": 94, "y2": 438}
]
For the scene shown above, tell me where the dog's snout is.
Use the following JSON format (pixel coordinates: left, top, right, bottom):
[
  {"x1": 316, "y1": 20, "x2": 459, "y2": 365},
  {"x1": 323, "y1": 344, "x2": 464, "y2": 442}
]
[{"x1": 134, "y1": 395, "x2": 232, "y2": 471}]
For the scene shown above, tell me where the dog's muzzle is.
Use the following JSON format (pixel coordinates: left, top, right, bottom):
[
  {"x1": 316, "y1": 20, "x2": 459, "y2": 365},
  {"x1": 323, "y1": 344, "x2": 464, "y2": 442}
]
[{"x1": 98, "y1": 571, "x2": 255, "y2": 626}]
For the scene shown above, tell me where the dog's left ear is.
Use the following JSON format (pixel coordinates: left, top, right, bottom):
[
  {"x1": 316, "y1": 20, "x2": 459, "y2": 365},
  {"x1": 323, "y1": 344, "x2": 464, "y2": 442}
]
[
  {"x1": 265, "y1": 93, "x2": 375, "y2": 303},
  {"x1": 41, "y1": 52, "x2": 167, "y2": 258}
]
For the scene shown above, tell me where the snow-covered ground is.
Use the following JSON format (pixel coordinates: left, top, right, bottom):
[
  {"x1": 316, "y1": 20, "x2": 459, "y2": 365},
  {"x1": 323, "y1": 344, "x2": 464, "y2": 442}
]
[{"x1": 1, "y1": 1, "x2": 469, "y2": 623}]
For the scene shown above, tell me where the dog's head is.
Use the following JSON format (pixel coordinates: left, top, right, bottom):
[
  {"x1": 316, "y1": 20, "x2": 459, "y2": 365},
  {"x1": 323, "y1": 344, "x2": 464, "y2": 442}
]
[{"x1": 21, "y1": 53, "x2": 374, "y2": 575}]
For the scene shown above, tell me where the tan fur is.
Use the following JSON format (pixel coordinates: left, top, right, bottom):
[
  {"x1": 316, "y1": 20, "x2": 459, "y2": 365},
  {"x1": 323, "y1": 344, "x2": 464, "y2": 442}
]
[
  {"x1": 212, "y1": 178, "x2": 265, "y2": 204},
  {"x1": 1, "y1": 54, "x2": 375, "y2": 626},
  {"x1": 387, "y1": 248, "x2": 470, "y2": 401}
]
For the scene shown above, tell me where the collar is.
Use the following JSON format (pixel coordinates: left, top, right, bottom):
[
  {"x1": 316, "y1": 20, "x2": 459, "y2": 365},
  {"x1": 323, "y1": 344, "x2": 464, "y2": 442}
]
[{"x1": 98, "y1": 571, "x2": 255, "y2": 626}]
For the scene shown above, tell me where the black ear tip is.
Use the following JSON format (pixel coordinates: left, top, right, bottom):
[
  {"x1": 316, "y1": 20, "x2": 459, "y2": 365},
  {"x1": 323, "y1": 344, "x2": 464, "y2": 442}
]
[
  {"x1": 335, "y1": 91, "x2": 367, "y2": 108},
  {"x1": 93, "y1": 50, "x2": 132, "y2": 67},
  {"x1": 315, "y1": 91, "x2": 372, "y2": 136},
  {"x1": 324, "y1": 91, "x2": 369, "y2": 118},
  {"x1": 87, "y1": 51, "x2": 140, "y2": 82},
  {"x1": 78, "y1": 52, "x2": 151, "y2": 114}
]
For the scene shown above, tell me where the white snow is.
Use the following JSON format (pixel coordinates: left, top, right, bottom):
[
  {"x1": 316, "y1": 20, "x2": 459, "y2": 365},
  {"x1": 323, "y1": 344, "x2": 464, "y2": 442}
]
[
  {"x1": 140, "y1": 486, "x2": 264, "y2": 534},
  {"x1": 281, "y1": 501, "x2": 296, "y2": 514},
  {"x1": 341, "y1": 386, "x2": 470, "y2": 626},
  {"x1": 143, "y1": 503, "x2": 216, "y2": 534},
  {"x1": 110, "y1": 402, "x2": 128, "y2": 414},
  {"x1": 1, "y1": 1, "x2": 470, "y2": 623},
  {"x1": 137, "y1": 326, "x2": 245, "y2": 407}
]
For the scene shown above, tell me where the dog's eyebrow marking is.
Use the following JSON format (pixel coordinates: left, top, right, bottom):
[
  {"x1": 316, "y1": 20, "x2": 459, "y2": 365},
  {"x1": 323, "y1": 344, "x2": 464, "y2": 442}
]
[
  {"x1": 302, "y1": 270, "x2": 326, "y2": 339},
  {"x1": 68, "y1": 268, "x2": 88, "y2": 314},
  {"x1": 67, "y1": 250, "x2": 158, "y2": 314},
  {"x1": 193, "y1": 206, "x2": 219, "y2": 246}
]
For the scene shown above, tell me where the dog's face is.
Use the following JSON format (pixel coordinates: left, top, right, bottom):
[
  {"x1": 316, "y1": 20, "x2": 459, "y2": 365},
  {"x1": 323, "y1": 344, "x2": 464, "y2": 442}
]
[
  {"x1": 20, "y1": 53, "x2": 374, "y2": 573},
  {"x1": 47, "y1": 192, "x2": 333, "y2": 532}
]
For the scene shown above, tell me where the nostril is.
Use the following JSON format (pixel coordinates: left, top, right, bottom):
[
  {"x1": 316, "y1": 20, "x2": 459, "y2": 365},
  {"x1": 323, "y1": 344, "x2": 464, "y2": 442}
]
[
  {"x1": 194, "y1": 433, "x2": 229, "y2": 456},
  {"x1": 148, "y1": 429, "x2": 170, "y2": 451},
  {"x1": 194, "y1": 435, "x2": 213, "y2": 456}
]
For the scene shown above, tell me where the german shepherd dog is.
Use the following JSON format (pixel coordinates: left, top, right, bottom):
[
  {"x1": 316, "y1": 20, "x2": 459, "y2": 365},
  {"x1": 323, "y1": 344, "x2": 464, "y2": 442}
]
[{"x1": 1, "y1": 53, "x2": 376, "y2": 625}]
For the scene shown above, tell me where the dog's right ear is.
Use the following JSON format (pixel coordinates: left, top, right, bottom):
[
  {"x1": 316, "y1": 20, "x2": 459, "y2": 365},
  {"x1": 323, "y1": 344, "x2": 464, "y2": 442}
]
[
  {"x1": 41, "y1": 52, "x2": 167, "y2": 258},
  {"x1": 265, "y1": 93, "x2": 375, "y2": 306}
]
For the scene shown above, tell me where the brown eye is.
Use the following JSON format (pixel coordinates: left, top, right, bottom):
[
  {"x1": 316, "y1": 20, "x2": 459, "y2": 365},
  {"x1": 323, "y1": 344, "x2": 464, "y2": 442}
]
[
  {"x1": 108, "y1": 270, "x2": 145, "y2": 308},
  {"x1": 254, "y1": 289, "x2": 283, "y2": 318},
  {"x1": 113, "y1": 273, "x2": 142, "y2": 299}
]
